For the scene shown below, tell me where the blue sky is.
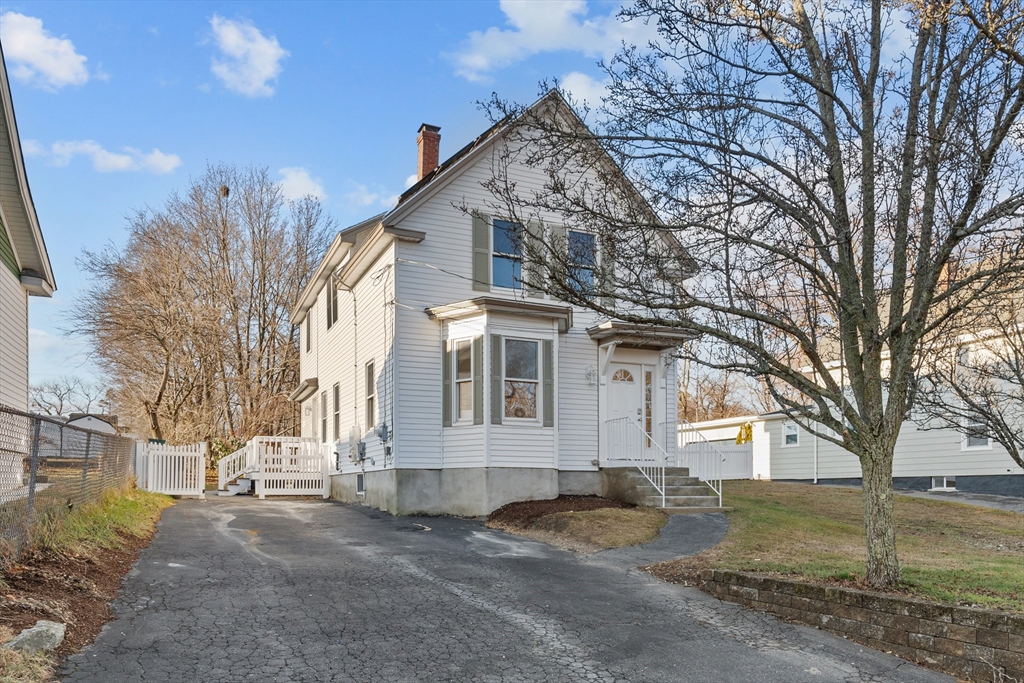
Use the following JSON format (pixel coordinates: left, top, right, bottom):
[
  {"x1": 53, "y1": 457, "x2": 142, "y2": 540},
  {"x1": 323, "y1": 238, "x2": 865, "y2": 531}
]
[{"x1": 0, "y1": 1, "x2": 654, "y2": 384}]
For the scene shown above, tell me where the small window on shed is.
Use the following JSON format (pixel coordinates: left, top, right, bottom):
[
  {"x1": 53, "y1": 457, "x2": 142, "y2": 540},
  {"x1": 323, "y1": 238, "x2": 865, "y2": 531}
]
[{"x1": 783, "y1": 423, "x2": 799, "y2": 447}]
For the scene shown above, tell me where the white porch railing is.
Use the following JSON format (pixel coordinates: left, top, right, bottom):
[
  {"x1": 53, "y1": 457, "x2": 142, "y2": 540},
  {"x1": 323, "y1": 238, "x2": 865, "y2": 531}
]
[
  {"x1": 217, "y1": 443, "x2": 255, "y2": 491},
  {"x1": 217, "y1": 436, "x2": 327, "y2": 499},
  {"x1": 137, "y1": 442, "x2": 206, "y2": 498},
  {"x1": 677, "y1": 419, "x2": 724, "y2": 507},
  {"x1": 607, "y1": 416, "x2": 668, "y2": 507}
]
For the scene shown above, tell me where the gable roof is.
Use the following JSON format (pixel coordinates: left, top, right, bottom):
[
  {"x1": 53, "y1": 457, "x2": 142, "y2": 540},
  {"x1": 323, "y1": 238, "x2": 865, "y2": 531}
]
[
  {"x1": 0, "y1": 44, "x2": 55, "y2": 295},
  {"x1": 291, "y1": 90, "x2": 693, "y2": 323}
]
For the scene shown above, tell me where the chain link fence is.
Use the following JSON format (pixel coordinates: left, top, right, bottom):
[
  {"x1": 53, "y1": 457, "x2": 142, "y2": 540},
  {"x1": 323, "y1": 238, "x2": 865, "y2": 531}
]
[{"x1": 0, "y1": 403, "x2": 137, "y2": 562}]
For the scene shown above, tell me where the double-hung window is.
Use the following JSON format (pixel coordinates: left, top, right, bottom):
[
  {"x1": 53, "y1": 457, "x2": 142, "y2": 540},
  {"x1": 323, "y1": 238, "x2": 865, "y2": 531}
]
[
  {"x1": 492, "y1": 219, "x2": 523, "y2": 289},
  {"x1": 326, "y1": 276, "x2": 339, "y2": 330},
  {"x1": 332, "y1": 383, "x2": 340, "y2": 443},
  {"x1": 567, "y1": 230, "x2": 596, "y2": 294},
  {"x1": 782, "y1": 423, "x2": 799, "y2": 447},
  {"x1": 504, "y1": 339, "x2": 539, "y2": 419},
  {"x1": 320, "y1": 391, "x2": 328, "y2": 444},
  {"x1": 455, "y1": 340, "x2": 473, "y2": 422},
  {"x1": 365, "y1": 361, "x2": 376, "y2": 430},
  {"x1": 963, "y1": 416, "x2": 991, "y2": 449}
]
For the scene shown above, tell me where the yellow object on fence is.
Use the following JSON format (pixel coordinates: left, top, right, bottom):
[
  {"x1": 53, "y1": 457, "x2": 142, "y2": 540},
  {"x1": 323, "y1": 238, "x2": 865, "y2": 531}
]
[{"x1": 736, "y1": 422, "x2": 753, "y2": 445}]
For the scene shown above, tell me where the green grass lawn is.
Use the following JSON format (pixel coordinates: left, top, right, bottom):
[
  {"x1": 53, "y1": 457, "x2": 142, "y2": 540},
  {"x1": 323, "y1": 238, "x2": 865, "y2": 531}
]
[
  {"x1": 648, "y1": 480, "x2": 1024, "y2": 612},
  {"x1": 34, "y1": 485, "x2": 174, "y2": 557}
]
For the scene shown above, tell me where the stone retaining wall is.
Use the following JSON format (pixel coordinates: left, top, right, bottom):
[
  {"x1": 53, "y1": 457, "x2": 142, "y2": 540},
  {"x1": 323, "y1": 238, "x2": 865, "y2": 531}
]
[{"x1": 700, "y1": 569, "x2": 1024, "y2": 682}]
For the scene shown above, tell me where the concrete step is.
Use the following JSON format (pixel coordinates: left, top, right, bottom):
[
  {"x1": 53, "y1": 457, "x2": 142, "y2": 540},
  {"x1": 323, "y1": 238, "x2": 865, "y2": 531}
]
[
  {"x1": 217, "y1": 478, "x2": 252, "y2": 496},
  {"x1": 636, "y1": 484, "x2": 716, "y2": 496},
  {"x1": 627, "y1": 474, "x2": 703, "y2": 487},
  {"x1": 641, "y1": 495, "x2": 722, "y2": 508}
]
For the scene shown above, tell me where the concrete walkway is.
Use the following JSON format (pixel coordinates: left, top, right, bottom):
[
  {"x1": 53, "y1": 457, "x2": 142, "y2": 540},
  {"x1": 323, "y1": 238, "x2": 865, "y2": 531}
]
[{"x1": 62, "y1": 498, "x2": 952, "y2": 682}]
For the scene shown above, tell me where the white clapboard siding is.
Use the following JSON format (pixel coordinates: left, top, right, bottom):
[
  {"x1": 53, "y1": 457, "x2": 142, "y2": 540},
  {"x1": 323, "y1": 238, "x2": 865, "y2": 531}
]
[
  {"x1": 765, "y1": 417, "x2": 1024, "y2": 480},
  {"x1": 393, "y1": 139, "x2": 614, "y2": 471},
  {"x1": 0, "y1": 267, "x2": 28, "y2": 411},
  {"x1": 301, "y1": 243, "x2": 395, "y2": 475}
]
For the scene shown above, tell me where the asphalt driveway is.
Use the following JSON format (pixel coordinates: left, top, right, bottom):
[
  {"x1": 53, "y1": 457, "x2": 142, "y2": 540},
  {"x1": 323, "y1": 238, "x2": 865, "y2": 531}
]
[{"x1": 62, "y1": 498, "x2": 951, "y2": 682}]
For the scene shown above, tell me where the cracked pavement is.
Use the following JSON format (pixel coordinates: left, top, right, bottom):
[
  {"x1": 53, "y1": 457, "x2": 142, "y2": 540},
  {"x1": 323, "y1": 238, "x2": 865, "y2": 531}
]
[{"x1": 61, "y1": 498, "x2": 952, "y2": 682}]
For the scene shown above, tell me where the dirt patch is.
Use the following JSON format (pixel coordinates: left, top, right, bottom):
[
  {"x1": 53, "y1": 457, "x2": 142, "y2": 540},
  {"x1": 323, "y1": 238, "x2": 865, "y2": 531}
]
[
  {"x1": 487, "y1": 496, "x2": 665, "y2": 553},
  {"x1": 1, "y1": 530, "x2": 152, "y2": 662},
  {"x1": 489, "y1": 495, "x2": 632, "y2": 528}
]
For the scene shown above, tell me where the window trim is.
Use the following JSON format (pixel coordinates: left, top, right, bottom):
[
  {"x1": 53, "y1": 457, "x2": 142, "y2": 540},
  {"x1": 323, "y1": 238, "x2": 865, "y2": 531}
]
[
  {"x1": 961, "y1": 416, "x2": 992, "y2": 451},
  {"x1": 491, "y1": 218, "x2": 524, "y2": 290},
  {"x1": 320, "y1": 391, "x2": 328, "y2": 445},
  {"x1": 365, "y1": 360, "x2": 376, "y2": 432},
  {"x1": 782, "y1": 423, "x2": 800, "y2": 448},
  {"x1": 305, "y1": 312, "x2": 311, "y2": 353},
  {"x1": 502, "y1": 337, "x2": 540, "y2": 422},
  {"x1": 567, "y1": 229, "x2": 597, "y2": 295},
  {"x1": 326, "y1": 276, "x2": 339, "y2": 330},
  {"x1": 453, "y1": 338, "x2": 474, "y2": 425},
  {"x1": 930, "y1": 476, "x2": 957, "y2": 491},
  {"x1": 332, "y1": 383, "x2": 340, "y2": 443}
]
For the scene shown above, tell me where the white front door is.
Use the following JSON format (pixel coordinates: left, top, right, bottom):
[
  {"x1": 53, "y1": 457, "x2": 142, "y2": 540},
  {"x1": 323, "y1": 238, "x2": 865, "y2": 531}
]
[
  {"x1": 607, "y1": 363, "x2": 648, "y2": 461},
  {"x1": 609, "y1": 363, "x2": 642, "y2": 422}
]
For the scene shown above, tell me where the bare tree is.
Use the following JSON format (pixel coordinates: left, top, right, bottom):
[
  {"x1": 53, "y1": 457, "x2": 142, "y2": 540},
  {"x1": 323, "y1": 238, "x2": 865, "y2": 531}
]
[
  {"x1": 916, "y1": 275, "x2": 1024, "y2": 469},
  {"x1": 483, "y1": 1, "x2": 1024, "y2": 586},
  {"x1": 72, "y1": 164, "x2": 332, "y2": 443},
  {"x1": 678, "y1": 361, "x2": 758, "y2": 422},
  {"x1": 30, "y1": 376, "x2": 108, "y2": 417}
]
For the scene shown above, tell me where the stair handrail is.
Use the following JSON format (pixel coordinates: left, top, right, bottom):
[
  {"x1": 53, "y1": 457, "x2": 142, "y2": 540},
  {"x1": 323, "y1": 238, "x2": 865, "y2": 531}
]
[
  {"x1": 217, "y1": 443, "x2": 256, "y2": 491},
  {"x1": 607, "y1": 416, "x2": 670, "y2": 507},
  {"x1": 677, "y1": 418, "x2": 724, "y2": 507}
]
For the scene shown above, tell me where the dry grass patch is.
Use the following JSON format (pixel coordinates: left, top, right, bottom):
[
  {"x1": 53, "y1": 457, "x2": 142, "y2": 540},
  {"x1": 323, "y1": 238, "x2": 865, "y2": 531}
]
[
  {"x1": 0, "y1": 626, "x2": 55, "y2": 683},
  {"x1": 488, "y1": 496, "x2": 667, "y2": 553},
  {"x1": 646, "y1": 480, "x2": 1024, "y2": 612}
]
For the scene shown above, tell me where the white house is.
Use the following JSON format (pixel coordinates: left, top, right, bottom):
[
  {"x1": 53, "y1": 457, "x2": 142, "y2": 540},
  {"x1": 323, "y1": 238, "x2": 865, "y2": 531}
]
[
  {"x1": 66, "y1": 414, "x2": 118, "y2": 435},
  {"x1": 288, "y1": 94, "x2": 700, "y2": 516},
  {"x1": 690, "y1": 412, "x2": 1024, "y2": 497},
  {"x1": 0, "y1": 46, "x2": 56, "y2": 412}
]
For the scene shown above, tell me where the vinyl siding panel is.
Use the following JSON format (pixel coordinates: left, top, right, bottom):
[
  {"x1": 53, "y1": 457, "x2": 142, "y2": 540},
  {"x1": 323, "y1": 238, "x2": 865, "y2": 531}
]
[
  {"x1": 441, "y1": 317, "x2": 487, "y2": 467},
  {"x1": 0, "y1": 266, "x2": 28, "y2": 410},
  {"x1": 765, "y1": 417, "x2": 1024, "y2": 480},
  {"x1": 393, "y1": 141, "x2": 589, "y2": 471},
  {"x1": 301, "y1": 243, "x2": 395, "y2": 475},
  {"x1": 557, "y1": 316, "x2": 599, "y2": 470}
]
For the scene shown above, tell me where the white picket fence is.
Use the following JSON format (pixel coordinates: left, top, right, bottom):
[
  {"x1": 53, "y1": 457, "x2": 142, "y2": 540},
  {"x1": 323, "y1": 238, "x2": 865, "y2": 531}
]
[{"x1": 136, "y1": 442, "x2": 206, "y2": 498}]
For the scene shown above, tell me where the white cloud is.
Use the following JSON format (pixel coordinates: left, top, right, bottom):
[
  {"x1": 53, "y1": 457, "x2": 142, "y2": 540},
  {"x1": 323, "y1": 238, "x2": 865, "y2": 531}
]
[
  {"x1": 21, "y1": 139, "x2": 46, "y2": 156},
  {"x1": 560, "y1": 71, "x2": 609, "y2": 108},
  {"x1": 404, "y1": 174, "x2": 418, "y2": 189},
  {"x1": 209, "y1": 15, "x2": 289, "y2": 97},
  {"x1": 0, "y1": 12, "x2": 90, "y2": 91},
  {"x1": 279, "y1": 167, "x2": 326, "y2": 200},
  {"x1": 343, "y1": 181, "x2": 400, "y2": 211},
  {"x1": 447, "y1": 0, "x2": 655, "y2": 82},
  {"x1": 47, "y1": 140, "x2": 181, "y2": 174}
]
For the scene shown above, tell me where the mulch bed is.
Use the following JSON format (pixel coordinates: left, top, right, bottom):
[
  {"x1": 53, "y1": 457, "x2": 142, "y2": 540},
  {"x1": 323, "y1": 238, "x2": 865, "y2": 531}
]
[
  {"x1": 0, "y1": 530, "x2": 153, "y2": 660},
  {"x1": 488, "y1": 495, "x2": 633, "y2": 529}
]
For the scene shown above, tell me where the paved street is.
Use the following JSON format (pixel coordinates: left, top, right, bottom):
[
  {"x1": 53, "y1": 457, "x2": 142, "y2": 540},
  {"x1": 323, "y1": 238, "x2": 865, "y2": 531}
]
[{"x1": 62, "y1": 498, "x2": 951, "y2": 682}]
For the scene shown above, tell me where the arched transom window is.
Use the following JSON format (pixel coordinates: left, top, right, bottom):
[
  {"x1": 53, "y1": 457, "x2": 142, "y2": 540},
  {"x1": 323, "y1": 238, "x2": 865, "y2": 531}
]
[{"x1": 611, "y1": 369, "x2": 634, "y2": 383}]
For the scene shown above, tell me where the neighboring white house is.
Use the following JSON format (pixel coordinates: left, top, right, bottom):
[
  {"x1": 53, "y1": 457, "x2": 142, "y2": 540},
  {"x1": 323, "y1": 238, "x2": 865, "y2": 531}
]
[
  {"x1": 289, "y1": 94, "x2": 693, "y2": 516},
  {"x1": 0, "y1": 46, "x2": 56, "y2": 412},
  {"x1": 690, "y1": 412, "x2": 1024, "y2": 497},
  {"x1": 66, "y1": 414, "x2": 118, "y2": 435}
]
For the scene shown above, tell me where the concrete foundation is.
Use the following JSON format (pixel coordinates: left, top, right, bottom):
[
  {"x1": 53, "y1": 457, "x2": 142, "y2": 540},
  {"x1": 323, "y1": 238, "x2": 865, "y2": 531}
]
[
  {"x1": 776, "y1": 474, "x2": 1024, "y2": 498},
  {"x1": 330, "y1": 467, "x2": 560, "y2": 517},
  {"x1": 557, "y1": 470, "x2": 602, "y2": 496}
]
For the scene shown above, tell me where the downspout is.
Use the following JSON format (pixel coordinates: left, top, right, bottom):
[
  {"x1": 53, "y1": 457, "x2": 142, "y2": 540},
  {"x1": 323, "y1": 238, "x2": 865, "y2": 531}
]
[{"x1": 813, "y1": 430, "x2": 818, "y2": 484}]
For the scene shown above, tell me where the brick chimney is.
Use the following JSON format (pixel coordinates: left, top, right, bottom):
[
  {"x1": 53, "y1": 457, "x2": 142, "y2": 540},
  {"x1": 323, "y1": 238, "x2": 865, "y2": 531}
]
[{"x1": 417, "y1": 124, "x2": 441, "y2": 181}]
